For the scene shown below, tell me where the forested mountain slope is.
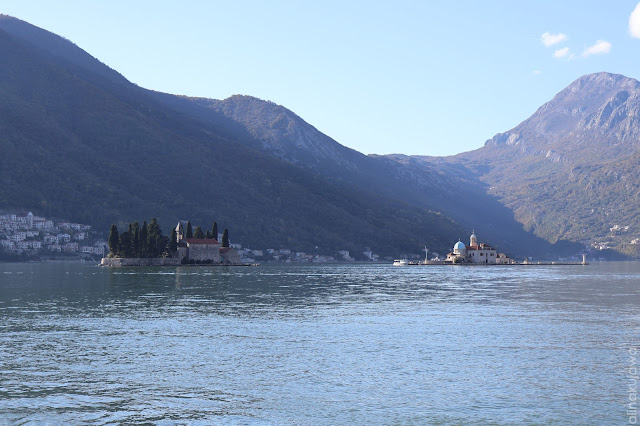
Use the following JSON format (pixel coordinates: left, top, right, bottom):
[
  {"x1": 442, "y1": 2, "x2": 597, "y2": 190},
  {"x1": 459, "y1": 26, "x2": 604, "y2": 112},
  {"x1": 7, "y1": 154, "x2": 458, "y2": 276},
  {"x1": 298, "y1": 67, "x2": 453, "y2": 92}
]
[
  {"x1": 430, "y1": 72, "x2": 640, "y2": 257},
  {"x1": 185, "y1": 94, "x2": 578, "y2": 258},
  {"x1": 0, "y1": 15, "x2": 462, "y2": 256}
]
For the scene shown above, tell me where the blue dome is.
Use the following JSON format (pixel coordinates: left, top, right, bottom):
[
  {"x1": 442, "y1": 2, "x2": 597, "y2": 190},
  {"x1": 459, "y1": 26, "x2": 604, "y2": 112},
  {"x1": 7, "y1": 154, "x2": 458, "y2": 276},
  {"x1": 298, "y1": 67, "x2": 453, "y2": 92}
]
[{"x1": 454, "y1": 241, "x2": 466, "y2": 250}]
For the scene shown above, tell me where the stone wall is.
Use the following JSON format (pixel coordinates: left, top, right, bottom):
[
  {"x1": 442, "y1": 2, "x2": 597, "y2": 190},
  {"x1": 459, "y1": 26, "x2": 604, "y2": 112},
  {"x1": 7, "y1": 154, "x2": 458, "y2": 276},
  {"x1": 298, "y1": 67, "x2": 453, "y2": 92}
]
[
  {"x1": 100, "y1": 257, "x2": 181, "y2": 267},
  {"x1": 220, "y1": 247, "x2": 242, "y2": 265},
  {"x1": 177, "y1": 246, "x2": 188, "y2": 263},
  {"x1": 188, "y1": 243, "x2": 221, "y2": 262}
]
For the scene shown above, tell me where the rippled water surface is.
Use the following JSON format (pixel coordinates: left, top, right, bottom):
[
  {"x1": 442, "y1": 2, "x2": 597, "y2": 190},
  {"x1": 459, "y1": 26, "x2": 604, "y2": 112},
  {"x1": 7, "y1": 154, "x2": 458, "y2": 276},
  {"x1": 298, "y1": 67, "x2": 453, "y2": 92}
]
[{"x1": 1, "y1": 262, "x2": 639, "y2": 424}]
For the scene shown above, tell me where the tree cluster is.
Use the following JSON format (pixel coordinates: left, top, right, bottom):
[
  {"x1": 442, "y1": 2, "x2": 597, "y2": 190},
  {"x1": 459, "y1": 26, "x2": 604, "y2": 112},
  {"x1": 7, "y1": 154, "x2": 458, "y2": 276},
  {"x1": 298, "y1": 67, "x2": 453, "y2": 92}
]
[
  {"x1": 184, "y1": 220, "x2": 221, "y2": 241},
  {"x1": 107, "y1": 218, "x2": 233, "y2": 258},
  {"x1": 108, "y1": 218, "x2": 170, "y2": 258}
]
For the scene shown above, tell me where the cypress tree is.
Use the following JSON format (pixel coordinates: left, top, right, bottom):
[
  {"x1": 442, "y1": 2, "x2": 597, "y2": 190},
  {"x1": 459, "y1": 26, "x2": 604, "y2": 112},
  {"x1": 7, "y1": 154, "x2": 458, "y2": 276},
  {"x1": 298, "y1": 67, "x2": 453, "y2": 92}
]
[
  {"x1": 169, "y1": 229, "x2": 178, "y2": 253},
  {"x1": 186, "y1": 221, "x2": 193, "y2": 239},
  {"x1": 119, "y1": 228, "x2": 132, "y2": 257},
  {"x1": 221, "y1": 228, "x2": 229, "y2": 248},
  {"x1": 140, "y1": 221, "x2": 148, "y2": 257},
  {"x1": 132, "y1": 222, "x2": 140, "y2": 256},
  {"x1": 160, "y1": 234, "x2": 169, "y2": 257},
  {"x1": 108, "y1": 224, "x2": 119, "y2": 257},
  {"x1": 147, "y1": 218, "x2": 162, "y2": 257},
  {"x1": 206, "y1": 230, "x2": 212, "y2": 239},
  {"x1": 212, "y1": 222, "x2": 218, "y2": 241},
  {"x1": 194, "y1": 225, "x2": 205, "y2": 239},
  {"x1": 127, "y1": 223, "x2": 134, "y2": 257},
  {"x1": 133, "y1": 228, "x2": 140, "y2": 257}
]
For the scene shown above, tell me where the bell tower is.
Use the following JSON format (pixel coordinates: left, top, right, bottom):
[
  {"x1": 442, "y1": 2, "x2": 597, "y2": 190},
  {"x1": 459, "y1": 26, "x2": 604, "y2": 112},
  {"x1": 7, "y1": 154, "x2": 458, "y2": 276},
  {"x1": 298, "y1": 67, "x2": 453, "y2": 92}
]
[{"x1": 470, "y1": 231, "x2": 477, "y2": 247}]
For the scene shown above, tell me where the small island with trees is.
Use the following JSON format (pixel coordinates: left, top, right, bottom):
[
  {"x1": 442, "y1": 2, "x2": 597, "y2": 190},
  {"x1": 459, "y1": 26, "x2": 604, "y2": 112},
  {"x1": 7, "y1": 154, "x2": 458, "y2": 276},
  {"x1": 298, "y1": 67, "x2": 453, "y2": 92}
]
[{"x1": 100, "y1": 218, "x2": 244, "y2": 266}]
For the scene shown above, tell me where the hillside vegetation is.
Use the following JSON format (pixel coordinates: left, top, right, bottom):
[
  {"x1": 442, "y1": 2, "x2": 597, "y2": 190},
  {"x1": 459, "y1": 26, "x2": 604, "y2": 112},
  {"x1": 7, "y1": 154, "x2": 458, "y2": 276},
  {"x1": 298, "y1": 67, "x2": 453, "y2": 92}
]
[
  {"x1": 440, "y1": 73, "x2": 640, "y2": 258},
  {"x1": 184, "y1": 94, "x2": 574, "y2": 258},
  {"x1": 0, "y1": 16, "x2": 461, "y2": 257},
  {"x1": 3, "y1": 15, "x2": 634, "y2": 258}
]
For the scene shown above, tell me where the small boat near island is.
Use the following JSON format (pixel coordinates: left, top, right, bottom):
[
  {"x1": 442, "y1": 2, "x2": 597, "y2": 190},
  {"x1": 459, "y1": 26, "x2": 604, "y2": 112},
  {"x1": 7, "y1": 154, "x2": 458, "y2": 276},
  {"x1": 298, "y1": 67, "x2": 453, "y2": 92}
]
[{"x1": 393, "y1": 259, "x2": 409, "y2": 266}]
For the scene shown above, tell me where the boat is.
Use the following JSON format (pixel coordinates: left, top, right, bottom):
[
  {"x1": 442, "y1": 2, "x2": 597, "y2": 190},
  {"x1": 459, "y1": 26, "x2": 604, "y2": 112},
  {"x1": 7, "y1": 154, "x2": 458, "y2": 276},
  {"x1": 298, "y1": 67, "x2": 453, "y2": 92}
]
[{"x1": 393, "y1": 259, "x2": 409, "y2": 266}]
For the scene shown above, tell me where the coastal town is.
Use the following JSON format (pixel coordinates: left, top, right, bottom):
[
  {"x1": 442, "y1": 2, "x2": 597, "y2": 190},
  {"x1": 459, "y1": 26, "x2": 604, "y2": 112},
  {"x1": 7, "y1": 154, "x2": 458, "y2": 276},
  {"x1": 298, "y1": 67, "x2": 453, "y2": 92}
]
[
  {"x1": 0, "y1": 212, "x2": 107, "y2": 259},
  {"x1": 1, "y1": 211, "x2": 387, "y2": 263},
  {"x1": 1, "y1": 211, "x2": 595, "y2": 265},
  {"x1": 234, "y1": 247, "x2": 381, "y2": 264}
]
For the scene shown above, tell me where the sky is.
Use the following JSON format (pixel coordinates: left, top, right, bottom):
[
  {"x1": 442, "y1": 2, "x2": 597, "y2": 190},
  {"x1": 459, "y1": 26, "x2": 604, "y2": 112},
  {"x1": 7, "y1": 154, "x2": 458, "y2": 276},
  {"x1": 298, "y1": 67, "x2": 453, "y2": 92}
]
[{"x1": 2, "y1": 1, "x2": 640, "y2": 156}]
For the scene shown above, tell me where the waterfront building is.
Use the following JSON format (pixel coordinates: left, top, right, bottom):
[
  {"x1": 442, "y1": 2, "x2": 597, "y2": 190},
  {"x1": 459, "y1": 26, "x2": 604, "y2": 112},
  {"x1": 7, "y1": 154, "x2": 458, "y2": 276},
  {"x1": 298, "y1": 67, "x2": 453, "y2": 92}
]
[
  {"x1": 174, "y1": 220, "x2": 240, "y2": 264},
  {"x1": 446, "y1": 232, "x2": 514, "y2": 264},
  {"x1": 178, "y1": 238, "x2": 222, "y2": 263}
]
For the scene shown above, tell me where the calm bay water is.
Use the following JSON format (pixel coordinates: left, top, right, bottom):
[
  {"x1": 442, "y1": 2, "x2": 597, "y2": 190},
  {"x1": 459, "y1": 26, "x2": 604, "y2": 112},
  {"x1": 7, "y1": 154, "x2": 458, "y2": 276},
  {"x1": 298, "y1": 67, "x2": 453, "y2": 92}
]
[{"x1": 1, "y1": 262, "x2": 639, "y2": 424}]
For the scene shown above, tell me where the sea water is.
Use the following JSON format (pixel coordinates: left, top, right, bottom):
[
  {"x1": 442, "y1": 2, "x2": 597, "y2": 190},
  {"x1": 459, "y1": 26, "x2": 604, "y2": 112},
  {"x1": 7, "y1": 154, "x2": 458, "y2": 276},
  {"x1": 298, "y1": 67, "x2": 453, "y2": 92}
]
[{"x1": 1, "y1": 262, "x2": 639, "y2": 424}]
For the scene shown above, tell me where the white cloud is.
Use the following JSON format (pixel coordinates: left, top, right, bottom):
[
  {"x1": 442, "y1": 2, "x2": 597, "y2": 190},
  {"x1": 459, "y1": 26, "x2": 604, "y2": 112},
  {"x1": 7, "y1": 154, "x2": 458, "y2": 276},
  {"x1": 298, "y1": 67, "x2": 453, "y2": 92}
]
[
  {"x1": 541, "y1": 32, "x2": 568, "y2": 47},
  {"x1": 582, "y1": 40, "x2": 612, "y2": 57},
  {"x1": 531, "y1": 69, "x2": 542, "y2": 76},
  {"x1": 630, "y1": 2, "x2": 640, "y2": 38},
  {"x1": 553, "y1": 47, "x2": 570, "y2": 58}
]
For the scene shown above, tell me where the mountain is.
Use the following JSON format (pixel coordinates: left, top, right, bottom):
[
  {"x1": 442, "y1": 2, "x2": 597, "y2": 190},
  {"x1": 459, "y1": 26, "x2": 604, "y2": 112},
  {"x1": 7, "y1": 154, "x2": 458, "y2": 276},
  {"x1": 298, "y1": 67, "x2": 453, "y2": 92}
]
[
  {"x1": 4, "y1": 15, "x2": 629, "y2": 259},
  {"x1": 189, "y1": 95, "x2": 366, "y2": 174},
  {"x1": 0, "y1": 14, "x2": 126, "y2": 85},
  {"x1": 184, "y1": 94, "x2": 575, "y2": 258},
  {"x1": 0, "y1": 15, "x2": 462, "y2": 257},
  {"x1": 424, "y1": 72, "x2": 640, "y2": 258}
]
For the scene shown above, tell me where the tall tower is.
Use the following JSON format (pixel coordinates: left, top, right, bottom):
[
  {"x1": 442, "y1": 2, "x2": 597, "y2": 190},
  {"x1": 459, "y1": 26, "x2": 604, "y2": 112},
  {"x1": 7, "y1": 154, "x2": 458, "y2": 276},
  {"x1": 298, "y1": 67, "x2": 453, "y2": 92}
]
[
  {"x1": 175, "y1": 221, "x2": 185, "y2": 242},
  {"x1": 470, "y1": 230, "x2": 477, "y2": 247}
]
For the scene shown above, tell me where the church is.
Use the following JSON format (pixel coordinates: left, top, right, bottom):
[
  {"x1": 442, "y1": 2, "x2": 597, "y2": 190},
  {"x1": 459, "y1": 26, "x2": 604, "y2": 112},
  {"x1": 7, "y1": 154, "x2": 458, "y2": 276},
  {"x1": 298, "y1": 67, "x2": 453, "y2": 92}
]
[
  {"x1": 445, "y1": 232, "x2": 514, "y2": 264},
  {"x1": 174, "y1": 221, "x2": 241, "y2": 265}
]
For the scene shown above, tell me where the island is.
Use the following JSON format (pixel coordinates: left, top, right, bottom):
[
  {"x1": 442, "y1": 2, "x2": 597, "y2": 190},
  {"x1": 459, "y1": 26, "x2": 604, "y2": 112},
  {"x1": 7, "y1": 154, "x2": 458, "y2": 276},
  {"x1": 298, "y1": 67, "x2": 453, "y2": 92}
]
[
  {"x1": 100, "y1": 219, "x2": 245, "y2": 266},
  {"x1": 395, "y1": 231, "x2": 587, "y2": 266}
]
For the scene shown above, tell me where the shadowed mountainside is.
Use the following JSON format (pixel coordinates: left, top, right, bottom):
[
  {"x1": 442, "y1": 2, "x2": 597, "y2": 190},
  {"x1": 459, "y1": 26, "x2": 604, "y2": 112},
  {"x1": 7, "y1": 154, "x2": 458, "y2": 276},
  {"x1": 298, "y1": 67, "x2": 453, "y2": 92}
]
[
  {"x1": 3, "y1": 15, "x2": 626, "y2": 259},
  {"x1": 0, "y1": 15, "x2": 464, "y2": 257},
  {"x1": 417, "y1": 72, "x2": 640, "y2": 258},
  {"x1": 185, "y1": 94, "x2": 580, "y2": 258}
]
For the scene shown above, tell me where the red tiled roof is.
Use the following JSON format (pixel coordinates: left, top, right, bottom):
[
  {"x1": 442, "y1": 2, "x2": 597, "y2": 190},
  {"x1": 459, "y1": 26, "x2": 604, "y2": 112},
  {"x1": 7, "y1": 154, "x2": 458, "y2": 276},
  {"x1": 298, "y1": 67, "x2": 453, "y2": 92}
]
[
  {"x1": 220, "y1": 247, "x2": 234, "y2": 253},
  {"x1": 467, "y1": 244, "x2": 494, "y2": 251},
  {"x1": 185, "y1": 238, "x2": 220, "y2": 245}
]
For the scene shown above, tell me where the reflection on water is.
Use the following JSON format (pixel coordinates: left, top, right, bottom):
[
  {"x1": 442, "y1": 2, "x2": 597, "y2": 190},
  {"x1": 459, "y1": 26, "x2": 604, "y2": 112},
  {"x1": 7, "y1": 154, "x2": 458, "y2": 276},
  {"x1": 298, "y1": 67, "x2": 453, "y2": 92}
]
[{"x1": 1, "y1": 262, "x2": 639, "y2": 424}]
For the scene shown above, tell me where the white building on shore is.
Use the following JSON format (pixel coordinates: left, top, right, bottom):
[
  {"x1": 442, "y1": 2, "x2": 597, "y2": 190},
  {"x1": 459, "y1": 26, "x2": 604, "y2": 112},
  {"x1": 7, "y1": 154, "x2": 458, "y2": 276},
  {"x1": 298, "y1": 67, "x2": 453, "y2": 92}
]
[{"x1": 445, "y1": 232, "x2": 515, "y2": 264}]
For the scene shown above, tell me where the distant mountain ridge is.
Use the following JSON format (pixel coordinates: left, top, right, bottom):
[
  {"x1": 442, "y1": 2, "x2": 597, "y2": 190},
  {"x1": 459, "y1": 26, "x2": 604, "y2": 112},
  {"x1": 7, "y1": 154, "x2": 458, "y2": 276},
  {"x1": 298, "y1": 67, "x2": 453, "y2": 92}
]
[
  {"x1": 191, "y1": 95, "x2": 364, "y2": 172},
  {"x1": 165, "y1": 73, "x2": 640, "y2": 258},
  {"x1": 2, "y1": 15, "x2": 636, "y2": 259},
  {"x1": 0, "y1": 15, "x2": 463, "y2": 257},
  {"x1": 0, "y1": 14, "x2": 126, "y2": 84},
  {"x1": 186, "y1": 94, "x2": 579, "y2": 258},
  {"x1": 483, "y1": 72, "x2": 640, "y2": 163},
  {"x1": 426, "y1": 72, "x2": 640, "y2": 257}
]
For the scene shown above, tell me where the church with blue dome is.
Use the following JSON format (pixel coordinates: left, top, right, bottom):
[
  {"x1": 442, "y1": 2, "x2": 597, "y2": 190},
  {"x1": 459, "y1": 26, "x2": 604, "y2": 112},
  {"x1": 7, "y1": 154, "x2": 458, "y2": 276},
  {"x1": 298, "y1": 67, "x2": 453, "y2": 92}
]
[{"x1": 445, "y1": 232, "x2": 514, "y2": 264}]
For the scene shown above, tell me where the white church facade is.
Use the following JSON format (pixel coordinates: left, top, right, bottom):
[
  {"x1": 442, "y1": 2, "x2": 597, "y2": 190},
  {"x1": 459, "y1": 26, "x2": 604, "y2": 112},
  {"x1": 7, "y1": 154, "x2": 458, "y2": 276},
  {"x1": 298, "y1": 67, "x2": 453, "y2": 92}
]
[{"x1": 445, "y1": 232, "x2": 515, "y2": 264}]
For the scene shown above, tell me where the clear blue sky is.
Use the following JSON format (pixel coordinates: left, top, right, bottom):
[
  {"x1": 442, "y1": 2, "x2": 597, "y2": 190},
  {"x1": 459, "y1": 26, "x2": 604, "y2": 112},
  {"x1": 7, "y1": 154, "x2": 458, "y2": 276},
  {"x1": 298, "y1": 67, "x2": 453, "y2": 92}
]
[{"x1": 3, "y1": 1, "x2": 640, "y2": 156}]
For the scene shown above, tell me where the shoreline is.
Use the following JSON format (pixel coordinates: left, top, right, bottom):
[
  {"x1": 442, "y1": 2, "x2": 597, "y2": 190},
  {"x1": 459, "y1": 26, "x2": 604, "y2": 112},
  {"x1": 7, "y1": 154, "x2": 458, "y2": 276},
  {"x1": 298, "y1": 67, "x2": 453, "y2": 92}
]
[
  {"x1": 396, "y1": 262, "x2": 588, "y2": 266},
  {"x1": 99, "y1": 257, "x2": 258, "y2": 267}
]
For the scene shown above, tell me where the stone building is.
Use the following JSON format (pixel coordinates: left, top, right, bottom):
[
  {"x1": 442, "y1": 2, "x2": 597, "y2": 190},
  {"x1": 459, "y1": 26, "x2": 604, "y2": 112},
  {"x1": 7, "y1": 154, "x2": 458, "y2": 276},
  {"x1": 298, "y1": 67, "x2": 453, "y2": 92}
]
[
  {"x1": 175, "y1": 220, "x2": 189, "y2": 241},
  {"x1": 220, "y1": 247, "x2": 242, "y2": 265},
  {"x1": 446, "y1": 232, "x2": 514, "y2": 264},
  {"x1": 182, "y1": 238, "x2": 221, "y2": 263},
  {"x1": 175, "y1": 221, "x2": 241, "y2": 264}
]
